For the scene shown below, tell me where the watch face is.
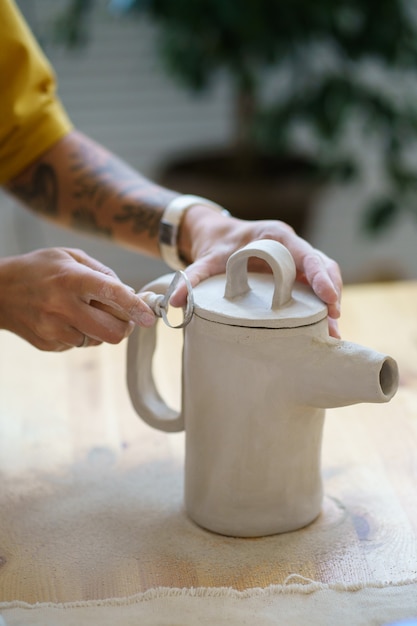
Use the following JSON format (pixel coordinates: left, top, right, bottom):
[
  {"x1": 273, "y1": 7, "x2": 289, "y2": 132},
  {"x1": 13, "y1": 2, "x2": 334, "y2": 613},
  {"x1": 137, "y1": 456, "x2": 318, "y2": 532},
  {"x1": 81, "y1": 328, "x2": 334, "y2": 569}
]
[{"x1": 159, "y1": 221, "x2": 177, "y2": 247}]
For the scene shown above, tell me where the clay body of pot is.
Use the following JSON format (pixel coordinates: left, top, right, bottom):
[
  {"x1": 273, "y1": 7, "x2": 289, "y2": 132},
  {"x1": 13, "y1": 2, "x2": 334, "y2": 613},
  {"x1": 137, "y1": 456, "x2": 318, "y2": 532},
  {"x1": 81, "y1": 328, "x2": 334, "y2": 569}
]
[
  {"x1": 183, "y1": 318, "x2": 327, "y2": 536},
  {"x1": 127, "y1": 240, "x2": 399, "y2": 537}
]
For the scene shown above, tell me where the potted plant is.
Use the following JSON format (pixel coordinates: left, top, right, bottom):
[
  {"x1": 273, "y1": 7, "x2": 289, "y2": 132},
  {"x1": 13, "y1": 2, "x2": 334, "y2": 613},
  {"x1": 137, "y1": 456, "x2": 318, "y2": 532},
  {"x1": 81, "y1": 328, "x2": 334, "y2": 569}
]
[{"x1": 55, "y1": 0, "x2": 417, "y2": 235}]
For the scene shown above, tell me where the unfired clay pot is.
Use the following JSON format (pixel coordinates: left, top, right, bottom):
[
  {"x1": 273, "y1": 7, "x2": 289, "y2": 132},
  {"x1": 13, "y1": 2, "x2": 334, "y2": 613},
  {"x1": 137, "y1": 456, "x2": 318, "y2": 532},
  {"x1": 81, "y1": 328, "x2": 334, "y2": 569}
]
[{"x1": 127, "y1": 240, "x2": 399, "y2": 537}]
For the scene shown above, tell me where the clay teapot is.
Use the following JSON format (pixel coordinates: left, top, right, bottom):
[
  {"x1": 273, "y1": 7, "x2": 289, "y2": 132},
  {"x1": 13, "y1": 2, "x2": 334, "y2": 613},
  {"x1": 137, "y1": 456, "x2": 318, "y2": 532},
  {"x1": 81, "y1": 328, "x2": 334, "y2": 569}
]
[{"x1": 127, "y1": 240, "x2": 399, "y2": 537}]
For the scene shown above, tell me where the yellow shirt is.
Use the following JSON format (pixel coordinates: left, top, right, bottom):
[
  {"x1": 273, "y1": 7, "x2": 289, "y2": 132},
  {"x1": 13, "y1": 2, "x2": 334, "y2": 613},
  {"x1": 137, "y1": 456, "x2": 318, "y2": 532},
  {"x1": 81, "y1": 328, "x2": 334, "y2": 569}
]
[{"x1": 0, "y1": 0, "x2": 72, "y2": 184}]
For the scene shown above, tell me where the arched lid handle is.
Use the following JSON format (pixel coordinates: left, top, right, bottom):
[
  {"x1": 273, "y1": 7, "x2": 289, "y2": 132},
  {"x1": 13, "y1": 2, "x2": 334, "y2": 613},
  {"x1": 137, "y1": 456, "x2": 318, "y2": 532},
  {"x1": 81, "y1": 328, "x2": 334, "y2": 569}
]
[{"x1": 224, "y1": 240, "x2": 296, "y2": 309}]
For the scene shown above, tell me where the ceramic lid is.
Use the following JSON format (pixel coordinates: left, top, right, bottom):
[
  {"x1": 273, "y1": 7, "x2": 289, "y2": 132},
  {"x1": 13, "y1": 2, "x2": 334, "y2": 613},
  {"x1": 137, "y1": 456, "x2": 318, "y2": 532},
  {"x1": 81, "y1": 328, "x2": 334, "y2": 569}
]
[{"x1": 192, "y1": 240, "x2": 328, "y2": 328}]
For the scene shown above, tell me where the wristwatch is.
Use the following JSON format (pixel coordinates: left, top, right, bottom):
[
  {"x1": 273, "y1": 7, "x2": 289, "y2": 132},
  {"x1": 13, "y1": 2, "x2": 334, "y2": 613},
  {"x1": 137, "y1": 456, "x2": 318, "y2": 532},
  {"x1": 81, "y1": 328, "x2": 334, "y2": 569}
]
[{"x1": 159, "y1": 194, "x2": 230, "y2": 270}]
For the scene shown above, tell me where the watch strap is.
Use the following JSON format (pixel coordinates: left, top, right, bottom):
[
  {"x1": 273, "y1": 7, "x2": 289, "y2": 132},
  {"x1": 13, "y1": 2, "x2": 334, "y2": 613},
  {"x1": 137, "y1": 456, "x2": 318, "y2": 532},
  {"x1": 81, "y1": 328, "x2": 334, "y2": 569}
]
[{"x1": 159, "y1": 194, "x2": 230, "y2": 270}]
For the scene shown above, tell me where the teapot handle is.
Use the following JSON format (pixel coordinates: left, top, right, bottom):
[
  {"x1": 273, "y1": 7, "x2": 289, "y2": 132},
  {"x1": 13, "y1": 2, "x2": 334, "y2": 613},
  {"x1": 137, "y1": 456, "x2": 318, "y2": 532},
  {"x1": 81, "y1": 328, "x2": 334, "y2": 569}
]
[
  {"x1": 224, "y1": 240, "x2": 296, "y2": 308},
  {"x1": 126, "y1": 274, "x2": 185, "y2": 433}
]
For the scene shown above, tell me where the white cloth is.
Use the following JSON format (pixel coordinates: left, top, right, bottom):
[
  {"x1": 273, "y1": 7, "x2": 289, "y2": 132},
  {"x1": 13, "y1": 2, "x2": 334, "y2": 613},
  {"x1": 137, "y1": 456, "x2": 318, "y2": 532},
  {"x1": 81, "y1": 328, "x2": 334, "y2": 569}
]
[
  {"x1": 1, "y1": 338, "x2": 417, "y2": 626},
  {"x1": 1, "y1": 581, "x2": 417, "y2": 626}
]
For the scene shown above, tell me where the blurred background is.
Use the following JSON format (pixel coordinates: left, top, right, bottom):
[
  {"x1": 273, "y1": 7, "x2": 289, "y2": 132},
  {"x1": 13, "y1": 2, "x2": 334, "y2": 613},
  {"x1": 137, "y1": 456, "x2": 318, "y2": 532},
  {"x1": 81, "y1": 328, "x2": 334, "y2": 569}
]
[{"x1": 3, "y1": 0, "x2": 417, "y2": 288}]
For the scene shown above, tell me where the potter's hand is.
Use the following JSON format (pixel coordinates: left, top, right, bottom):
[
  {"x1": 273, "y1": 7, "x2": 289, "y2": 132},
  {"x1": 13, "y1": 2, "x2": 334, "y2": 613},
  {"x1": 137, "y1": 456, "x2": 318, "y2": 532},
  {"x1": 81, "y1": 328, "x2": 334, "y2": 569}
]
[
  {"x1": 0, "y1": 248, "x2": 155, "y2": 351},
  {"x1": 171, "y1": 206, "x2": 342, "y2": 338}
]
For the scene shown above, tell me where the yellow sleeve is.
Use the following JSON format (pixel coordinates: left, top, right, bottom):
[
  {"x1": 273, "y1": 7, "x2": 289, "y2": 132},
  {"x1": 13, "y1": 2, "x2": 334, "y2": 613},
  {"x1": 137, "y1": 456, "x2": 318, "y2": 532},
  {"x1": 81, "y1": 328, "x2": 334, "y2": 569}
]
[{"x1": 0, "y1": 0, "x2": 73, "y2": 184}]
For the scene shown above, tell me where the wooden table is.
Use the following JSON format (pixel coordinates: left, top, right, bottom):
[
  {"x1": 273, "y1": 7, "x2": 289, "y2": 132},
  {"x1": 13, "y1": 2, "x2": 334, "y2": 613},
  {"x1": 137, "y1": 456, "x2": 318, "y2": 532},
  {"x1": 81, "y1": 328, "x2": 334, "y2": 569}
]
[{"x1": 1, "y1": 280, "x2": 417, "y2": 604}]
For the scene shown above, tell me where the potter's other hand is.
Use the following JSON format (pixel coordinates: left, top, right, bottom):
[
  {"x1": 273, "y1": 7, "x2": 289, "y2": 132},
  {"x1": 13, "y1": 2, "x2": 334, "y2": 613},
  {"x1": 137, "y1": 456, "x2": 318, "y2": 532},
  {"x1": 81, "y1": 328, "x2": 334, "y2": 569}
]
[
  {"x1": 0, "y1": 248, "x2": 156, "y2": 351},
  {"x1": 171, "y1": 206, "x2": 342, "y2": 338}
]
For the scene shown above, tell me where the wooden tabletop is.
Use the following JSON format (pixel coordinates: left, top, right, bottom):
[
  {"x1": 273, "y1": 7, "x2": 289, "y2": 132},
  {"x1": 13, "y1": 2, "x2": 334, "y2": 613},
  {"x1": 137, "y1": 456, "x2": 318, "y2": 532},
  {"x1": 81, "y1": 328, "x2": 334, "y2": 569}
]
[{"x1": 1, "y1": 280, "x2": 417, "y2": 604}]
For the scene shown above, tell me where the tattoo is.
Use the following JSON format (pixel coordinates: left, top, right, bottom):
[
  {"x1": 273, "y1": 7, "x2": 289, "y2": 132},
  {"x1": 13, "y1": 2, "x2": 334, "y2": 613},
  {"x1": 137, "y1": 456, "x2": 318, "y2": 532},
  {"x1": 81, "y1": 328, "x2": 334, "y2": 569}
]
[
  {"x1": 9, "y1": 163, "x2": 58, "y2": 216},
  {"x1": 71, "y1": 152, "x2": 114, "y2": 209},
  {"x1": 72, "y1": 207, "x2": 112, "y2": 237},
  {"x1": 7, "y1": 133, "x2": 167, "y2": 249},
  {"x1": 69, "y1": 140, "x2": 164, "y2": 239},
  {"x1": 114, "y1": 203, "x2": 160, "y2": 237},
  {"x1": 70, "y1": 140, "x2": 144, "y2": 207}
]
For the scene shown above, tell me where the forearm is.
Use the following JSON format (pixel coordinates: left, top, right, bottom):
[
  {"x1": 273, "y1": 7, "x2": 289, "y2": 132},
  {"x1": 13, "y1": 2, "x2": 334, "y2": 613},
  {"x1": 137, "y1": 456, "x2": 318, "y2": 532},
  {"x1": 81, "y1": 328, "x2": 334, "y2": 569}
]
[
  {"x1": 3, "y1": 130, "x2": 342, "y2": 340},
  {"x1": 4, "y1": 129, "x2": 178, "y2": 258}
]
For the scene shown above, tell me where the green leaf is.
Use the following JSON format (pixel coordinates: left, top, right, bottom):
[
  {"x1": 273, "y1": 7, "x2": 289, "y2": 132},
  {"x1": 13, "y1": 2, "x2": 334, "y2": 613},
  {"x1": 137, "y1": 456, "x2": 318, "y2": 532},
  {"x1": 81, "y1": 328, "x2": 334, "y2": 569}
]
[{"x1": 362, "y1": 197, "x2": 399, "y2": 234}]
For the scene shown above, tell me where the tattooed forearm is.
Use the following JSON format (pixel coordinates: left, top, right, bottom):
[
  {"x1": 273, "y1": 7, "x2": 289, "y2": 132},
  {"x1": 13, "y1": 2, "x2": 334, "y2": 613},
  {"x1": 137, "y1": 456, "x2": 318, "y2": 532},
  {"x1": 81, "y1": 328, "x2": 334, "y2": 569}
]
[
  {"x1": 70, "y1": 140, "x2": 149, "y2": 209},
  {"x1": 71, "y1": 149, "x2": 122, "y2": 209},
  {"x1": 114, "y1": 203, "x2": 161, "y2": 237},
  {"x1": 71, "y1": 206, "x2": 112, "y2": 237},
  {"x1": 68, "y1": 137, "x2": 171, "y2": 240},
  {"x1": 6, "y1": 130, "x2": 175, "y2": 255},
  {"x1": 8, "y1": 163, "x2": 58, "y2": 216}
]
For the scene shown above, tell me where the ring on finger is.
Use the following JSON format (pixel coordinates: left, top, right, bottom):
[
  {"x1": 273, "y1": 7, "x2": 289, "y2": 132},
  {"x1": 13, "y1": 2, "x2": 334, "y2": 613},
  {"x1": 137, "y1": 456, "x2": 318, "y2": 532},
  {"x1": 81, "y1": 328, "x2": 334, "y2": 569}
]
[{"x1": 78, "y1": 334, "x2": 90, "y2": 348}]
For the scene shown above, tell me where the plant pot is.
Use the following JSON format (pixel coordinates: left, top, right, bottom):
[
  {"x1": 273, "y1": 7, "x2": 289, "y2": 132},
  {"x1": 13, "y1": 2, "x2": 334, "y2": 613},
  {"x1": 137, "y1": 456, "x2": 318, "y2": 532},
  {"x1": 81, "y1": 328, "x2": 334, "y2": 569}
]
[{"x1": 155, "y1": 148, "x2": 323, "y2": 236}]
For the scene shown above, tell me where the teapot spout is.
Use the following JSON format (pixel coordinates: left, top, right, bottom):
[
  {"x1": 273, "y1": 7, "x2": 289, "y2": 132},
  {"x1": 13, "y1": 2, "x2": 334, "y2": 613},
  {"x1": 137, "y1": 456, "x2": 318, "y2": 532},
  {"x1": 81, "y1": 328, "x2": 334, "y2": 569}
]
[{"x1": 300, "y1": 339, "x2": 399, "y2": 409}]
